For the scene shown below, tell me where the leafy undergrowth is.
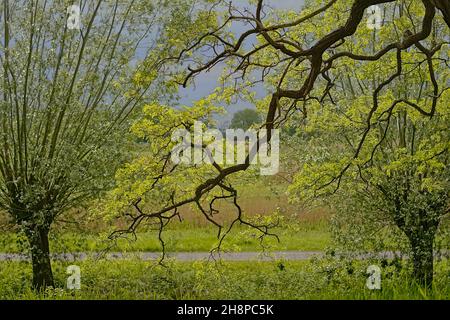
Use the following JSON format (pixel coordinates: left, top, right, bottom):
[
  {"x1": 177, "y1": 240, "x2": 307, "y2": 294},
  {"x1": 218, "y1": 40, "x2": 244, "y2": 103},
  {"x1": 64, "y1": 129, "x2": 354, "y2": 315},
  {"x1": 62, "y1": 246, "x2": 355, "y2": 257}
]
[{"x1": 0, "y1": 259, "x2": 448, "y2": 300}]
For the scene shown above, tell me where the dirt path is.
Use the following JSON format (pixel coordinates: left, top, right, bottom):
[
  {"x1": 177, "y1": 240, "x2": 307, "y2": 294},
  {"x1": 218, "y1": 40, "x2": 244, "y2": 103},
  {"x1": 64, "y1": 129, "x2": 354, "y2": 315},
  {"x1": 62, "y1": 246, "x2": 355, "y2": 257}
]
[
  {"x1": 0, "y1": 251, "x2": 323, "y2": 262},
  {"x1": 1, "y1": 251, "x2": 447, "y2": 262}
]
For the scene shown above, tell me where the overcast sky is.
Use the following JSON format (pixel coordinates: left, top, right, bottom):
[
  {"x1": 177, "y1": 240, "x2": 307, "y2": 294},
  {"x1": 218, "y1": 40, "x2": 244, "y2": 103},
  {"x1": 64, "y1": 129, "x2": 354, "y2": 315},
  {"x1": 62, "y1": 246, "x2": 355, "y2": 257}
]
[{"x1": 177, "y1": 0, "x2": 306, "y2": 126}]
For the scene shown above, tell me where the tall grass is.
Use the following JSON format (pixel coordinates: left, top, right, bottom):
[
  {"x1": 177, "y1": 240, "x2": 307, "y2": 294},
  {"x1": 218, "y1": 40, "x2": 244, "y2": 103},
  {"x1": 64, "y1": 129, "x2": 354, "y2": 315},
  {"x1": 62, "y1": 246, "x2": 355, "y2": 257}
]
[{"x1": 0, "y1": 259, "x2": 448, "y2": 300}]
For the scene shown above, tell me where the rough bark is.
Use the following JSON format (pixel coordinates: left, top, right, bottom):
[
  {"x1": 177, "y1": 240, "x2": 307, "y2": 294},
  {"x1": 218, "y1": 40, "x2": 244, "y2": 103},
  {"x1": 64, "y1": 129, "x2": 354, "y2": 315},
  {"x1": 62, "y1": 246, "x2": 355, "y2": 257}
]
[
  {"x1": 25, "y1": 225, "x2": 54, "y2": 291},
  {"x1": 432, "y1": 0, "x2": 450, "y2": 28},
  {"x1": 406, "y1": 224, "x2": 437, "y2": 289}
]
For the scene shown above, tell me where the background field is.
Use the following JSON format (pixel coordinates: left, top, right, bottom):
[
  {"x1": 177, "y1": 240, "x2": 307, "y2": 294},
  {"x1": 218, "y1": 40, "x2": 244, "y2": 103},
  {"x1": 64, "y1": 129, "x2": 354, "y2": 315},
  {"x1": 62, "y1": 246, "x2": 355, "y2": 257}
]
[{"x1": 0, "y1": 180, "x2": 331, "y2": 253}]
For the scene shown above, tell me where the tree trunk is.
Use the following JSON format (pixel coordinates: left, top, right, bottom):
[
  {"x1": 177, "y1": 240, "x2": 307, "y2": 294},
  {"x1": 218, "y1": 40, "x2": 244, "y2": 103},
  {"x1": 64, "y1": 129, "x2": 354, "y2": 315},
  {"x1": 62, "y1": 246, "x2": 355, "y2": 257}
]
[
  {"x1": 25, "y1": 225, "x2": 54, "y2": 291},
  {"x1": 408, "y1": 229, "x2": 435, "y2": 289},
  {"x1": 432, "y1": 0, "x2": 450, "y2": 28}
]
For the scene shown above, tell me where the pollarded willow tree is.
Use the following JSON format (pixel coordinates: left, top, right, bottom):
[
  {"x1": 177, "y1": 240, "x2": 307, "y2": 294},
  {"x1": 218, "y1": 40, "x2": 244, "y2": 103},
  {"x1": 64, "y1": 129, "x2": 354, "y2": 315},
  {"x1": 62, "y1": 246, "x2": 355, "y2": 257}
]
[
  {"x1": 0, "y1": 0, "x2": 189, "y2": 290},
  {"x1": 107, "y1": 0, "x2": 449, "y2": 286},
  {"x1": 285, "y1": 3, "x2": 449, "y2": 286}
]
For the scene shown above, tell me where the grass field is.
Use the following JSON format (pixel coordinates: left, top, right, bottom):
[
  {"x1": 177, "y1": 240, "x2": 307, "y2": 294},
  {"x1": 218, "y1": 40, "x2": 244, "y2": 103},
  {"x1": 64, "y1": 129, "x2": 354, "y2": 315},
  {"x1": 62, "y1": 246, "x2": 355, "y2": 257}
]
[
  {"x1": 0, "y1": 181, "x2": 331, "y2": 253},
  {"x1": 0, "y1": 259, "x2": 448, "y2": 300},
  {"x1": 0, "y1": 224, "x2": 330, "y2": 253}
]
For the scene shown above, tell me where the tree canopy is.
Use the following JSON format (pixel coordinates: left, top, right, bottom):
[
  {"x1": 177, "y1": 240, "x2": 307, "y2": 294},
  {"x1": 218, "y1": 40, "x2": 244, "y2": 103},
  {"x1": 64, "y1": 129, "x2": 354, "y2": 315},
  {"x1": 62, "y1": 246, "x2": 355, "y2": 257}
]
[
  {"x1": 230, "y1": 109, "x2": 261, "y2": 130},
  {"x1": 0, "y1": 0, "x2": 190, "y2": 290},
  {"x1": 103, "y1": 0, "x2": 449, "y2": 287}
]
